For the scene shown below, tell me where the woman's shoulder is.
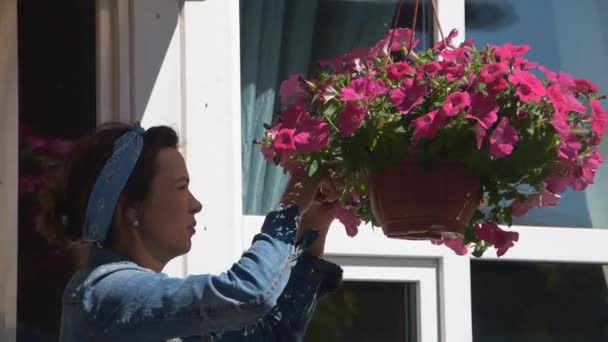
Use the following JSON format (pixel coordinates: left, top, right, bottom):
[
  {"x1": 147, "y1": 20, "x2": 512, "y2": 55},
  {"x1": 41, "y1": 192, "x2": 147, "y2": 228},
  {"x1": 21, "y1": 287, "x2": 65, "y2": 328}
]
[{"x1": 63, "y1": 261, "x2": 152, "y2": 303}]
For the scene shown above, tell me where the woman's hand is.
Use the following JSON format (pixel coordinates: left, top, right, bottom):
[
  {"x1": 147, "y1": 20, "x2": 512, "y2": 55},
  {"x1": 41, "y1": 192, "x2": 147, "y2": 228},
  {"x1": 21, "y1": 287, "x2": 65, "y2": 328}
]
[
  {"x1": 298, "y1": 200, "x2": 341, "y2": 257},
  {"x1": 280, "y1": 167, "x2": 338, "y2": 213}
]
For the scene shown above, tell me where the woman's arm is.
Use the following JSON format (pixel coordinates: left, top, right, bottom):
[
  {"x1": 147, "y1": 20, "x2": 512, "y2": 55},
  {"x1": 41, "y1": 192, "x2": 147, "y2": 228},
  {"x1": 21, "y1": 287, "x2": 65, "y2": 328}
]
[
  {"x1": 210, "y1": 252, "x2": 343, "y2": 342},
  {"x1": 81, "y1": 205, "x2": 305, "y2": 340},
  {"x1": 209, "y1": 202, "x2": 343, "y2": 341}
]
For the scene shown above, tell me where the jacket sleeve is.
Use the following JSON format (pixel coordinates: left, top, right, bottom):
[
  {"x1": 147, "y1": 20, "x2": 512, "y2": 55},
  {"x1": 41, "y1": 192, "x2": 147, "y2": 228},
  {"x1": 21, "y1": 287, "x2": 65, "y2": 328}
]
[
  {"x1": 80, "y1": 205, "x2": 305, "y2": 341},
  {"x1": 210, "y1": 252, "x2": 344, "y2": 342}
]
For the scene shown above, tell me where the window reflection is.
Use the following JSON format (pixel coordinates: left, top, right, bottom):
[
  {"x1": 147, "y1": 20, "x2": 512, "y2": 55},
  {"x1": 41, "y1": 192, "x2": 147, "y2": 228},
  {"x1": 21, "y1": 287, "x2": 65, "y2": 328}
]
[
  {"x1": 472, "y1": 261, "x2": 608, "y2": 342},
  {"x1": 466, "y1": 0, "x2": 608, "y2": 228}
]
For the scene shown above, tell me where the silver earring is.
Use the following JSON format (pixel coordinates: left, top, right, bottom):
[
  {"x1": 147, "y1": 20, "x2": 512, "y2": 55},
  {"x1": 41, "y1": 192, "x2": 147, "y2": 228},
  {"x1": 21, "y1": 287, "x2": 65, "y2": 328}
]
[{"x1": 133, "y1": 220, "x2": 140, "y2": 227}]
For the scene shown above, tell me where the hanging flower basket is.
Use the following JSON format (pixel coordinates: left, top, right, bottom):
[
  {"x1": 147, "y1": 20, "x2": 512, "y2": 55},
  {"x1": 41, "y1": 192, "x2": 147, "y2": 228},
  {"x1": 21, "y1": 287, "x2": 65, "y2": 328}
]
[
  {"x1": 369, "y1": 160, "x2": 481, "y2": 240},
  {"x1": 257, "y1": 26, "x2": 607, "y2": 257}
]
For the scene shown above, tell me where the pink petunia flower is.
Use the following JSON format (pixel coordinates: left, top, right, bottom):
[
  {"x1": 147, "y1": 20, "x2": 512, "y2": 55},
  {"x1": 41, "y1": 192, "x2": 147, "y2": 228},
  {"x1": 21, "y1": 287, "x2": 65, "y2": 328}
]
[
  {"x1": 420, "y1": 61, "x2": 442, "y2": 76},
  {"x1": 492, "y1": 43, "x2": 530, "y2": 61},
  {"x1": 487, "y1": 78, "x2": 510, "y2": 96},
  {"x1": 508, "y1": 68, "x2": 546, "y2": 103},
  {"x1": 272, "y1": 128, "x2": 296, "y2": 153},
  {"x1": 545, "y1": 172, "x2": 576, "y2": 194},
  {"x1": 441, "y1": 91, "x2": 471, "y2": 117},
  {"x1": 474, "y1": 124, "x2": 487, "y2": 150},
  {"x1": 432, "y1": 236, "x2": 470, "y2": 256},
  {"x1": 479, "y1": 62, "x2": 509, "y2": 84},
  {"x1": 335, "y1": 205, "x2": 361, "y2": 237},
  {"x1": 466, "y1": 93, "x2": 499, "y2": 129},
  {"x1": 475, "y1": 223, "x2": 519, "y2": 257},
  {"x1": 573, "y1": 79, "x2": 599, "y2": 94},
  {"x1": 489, "y1": 117, "x2": 519, "y2": 158},
  {"x1": 511, "y1": 189, "x2": 561, "y2": 217},
  {"x1": 557, "y1": 135, "x2": 582, "y2": 164},
  {"x1": 390, "y1": 79, "x2": 427, "y2": 115},
  {"x1": 371, "y1": 28, "x2": 419, "y2": 56},
  {"x1": 412, "y1": 109, "x2": 448, "y2": 139},
  {"x1": 337, "y1": 102, "x2": 367, "y2": 137},
  {"x1": 280, "y1": 102, "x2": 308, "y2": 129},
  {"x1": 294, "y1": 117, "x2": 330, "y2": 153},
  {"x1": 441, "y1": 47, "x2": 472, "y2": 65},
  {"x1": 590, "y1": 99, "x2": 607, "y2": 137},
  {"x1": 513, "y1": 57, "x2": 538, "y2": 70},
  {"x1": 386, "y1": 62, "x2": 414, "y2": 80},
  {"x1": 279, "y1": 74, "x2": 306, "y2": 104},
  {"x1": 571, "y1": 150, "x2": 604, "y2": 191},
  {"x1": 432, "y1": 29, "x2": 459, "y2": 51},
  {"x1": 340, "y1": 77, "x2": 388, "y2": 102}
]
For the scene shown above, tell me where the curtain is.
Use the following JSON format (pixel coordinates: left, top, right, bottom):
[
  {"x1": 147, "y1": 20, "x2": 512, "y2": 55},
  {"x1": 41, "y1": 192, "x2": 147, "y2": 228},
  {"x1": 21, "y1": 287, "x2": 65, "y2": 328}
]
[{"x1": 240, "y1": 0, "x2": 432, "y2": 215}]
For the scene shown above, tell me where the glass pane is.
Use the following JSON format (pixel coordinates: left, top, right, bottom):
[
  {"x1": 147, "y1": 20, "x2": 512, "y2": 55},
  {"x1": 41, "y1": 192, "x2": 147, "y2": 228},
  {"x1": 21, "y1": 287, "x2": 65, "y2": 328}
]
[
  {"x1": 240, "y1": 0, "x2": 434, "y2": 215},
  {"x1": 465, "y1": 0, "x2": 608, "y2": 228},
  {"x1": 471, "y1": 261, "x2": 608, "y2": 342},
  {"x1": 306, "y1": 281, "x2": 416, "y2": 342}
]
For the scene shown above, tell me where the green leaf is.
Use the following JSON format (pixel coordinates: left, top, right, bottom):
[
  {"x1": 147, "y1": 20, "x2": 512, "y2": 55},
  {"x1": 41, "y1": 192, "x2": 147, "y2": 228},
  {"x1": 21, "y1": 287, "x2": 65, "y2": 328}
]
[{"x1": 308, "y1": 159, "x2": 319, "y2": 177}]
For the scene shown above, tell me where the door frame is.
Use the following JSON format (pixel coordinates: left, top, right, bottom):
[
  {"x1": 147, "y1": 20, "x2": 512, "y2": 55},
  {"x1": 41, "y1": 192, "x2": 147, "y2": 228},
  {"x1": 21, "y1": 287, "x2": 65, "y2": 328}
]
[{"x1": 0, "y1": 0, "x2": 19, "y2": 340}]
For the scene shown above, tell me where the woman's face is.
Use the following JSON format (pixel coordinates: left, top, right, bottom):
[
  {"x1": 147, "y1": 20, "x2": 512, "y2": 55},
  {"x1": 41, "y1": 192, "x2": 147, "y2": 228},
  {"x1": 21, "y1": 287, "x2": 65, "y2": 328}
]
[{"x1": 137, "y1": 148, "x2": 202, "y2": 260}]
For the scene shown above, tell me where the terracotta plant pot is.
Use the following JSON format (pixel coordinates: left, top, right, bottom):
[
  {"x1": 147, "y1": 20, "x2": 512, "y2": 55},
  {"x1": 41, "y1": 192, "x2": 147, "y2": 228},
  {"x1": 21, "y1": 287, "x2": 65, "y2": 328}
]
[{"x1": 369, "y1": 160, "x2": 481, "y2": 240}]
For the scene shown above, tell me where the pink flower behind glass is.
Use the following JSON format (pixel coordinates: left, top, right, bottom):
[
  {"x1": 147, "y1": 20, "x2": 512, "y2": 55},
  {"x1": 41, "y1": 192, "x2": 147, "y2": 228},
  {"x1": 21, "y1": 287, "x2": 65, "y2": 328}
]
[
  {"x1": 489, "y1": 117, "x2": 519, "y2": 159},
  {"x1": 338, "y1": 102, "x2": 367, "y2": 137},
  {"x1": 475, "y1": 223, "x2": 519, "y2": 257}
]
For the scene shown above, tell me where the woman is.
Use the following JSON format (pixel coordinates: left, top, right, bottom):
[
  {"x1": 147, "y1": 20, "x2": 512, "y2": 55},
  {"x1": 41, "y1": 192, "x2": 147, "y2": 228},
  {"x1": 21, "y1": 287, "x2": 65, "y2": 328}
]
[{"x1": 43, "y1": 122, "x2": 343, "y2": 341}]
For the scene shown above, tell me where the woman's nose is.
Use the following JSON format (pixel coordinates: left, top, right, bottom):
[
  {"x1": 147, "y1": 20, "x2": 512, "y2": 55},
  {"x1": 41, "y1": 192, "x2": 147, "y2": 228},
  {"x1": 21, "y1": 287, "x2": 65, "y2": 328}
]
[{"x1": 190, "y1": 193, "x2": 203, "y2": 214}]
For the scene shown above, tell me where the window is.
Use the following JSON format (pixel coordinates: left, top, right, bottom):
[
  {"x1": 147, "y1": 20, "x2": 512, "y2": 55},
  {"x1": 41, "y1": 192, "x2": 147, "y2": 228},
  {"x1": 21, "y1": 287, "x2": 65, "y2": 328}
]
[
  {"x1": 472, "y1": 261, "x2": 608, "y2": 341},
  {"x1": 240, "y1": 0, "x2": 434, "y2": 215},
  {"x1": 465, "y1": 0, "x2": 608, "y2": 228},
  {"x1": 307, "y1": 281, "x2": 416, "y2": 342}
]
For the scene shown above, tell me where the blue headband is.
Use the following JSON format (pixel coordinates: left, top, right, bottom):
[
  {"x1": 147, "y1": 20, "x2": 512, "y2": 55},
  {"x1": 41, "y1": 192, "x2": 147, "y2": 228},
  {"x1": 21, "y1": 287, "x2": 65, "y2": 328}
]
[{"x1": 83, "y1": 122, "x2": 146, "y2": 242}]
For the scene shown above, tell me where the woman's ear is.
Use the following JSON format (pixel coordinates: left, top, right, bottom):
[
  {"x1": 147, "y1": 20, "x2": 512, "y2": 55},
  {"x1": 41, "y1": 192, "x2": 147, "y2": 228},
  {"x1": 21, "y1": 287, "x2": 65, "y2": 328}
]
[{"x1": 115, "y1": 196, "x2": 139, "y2": 228}]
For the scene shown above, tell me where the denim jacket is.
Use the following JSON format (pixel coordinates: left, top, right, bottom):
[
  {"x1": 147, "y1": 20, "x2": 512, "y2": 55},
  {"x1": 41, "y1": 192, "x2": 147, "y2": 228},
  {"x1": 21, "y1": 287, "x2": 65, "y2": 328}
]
[{"x1": 59, "y1": 205, "x2": 342, "y2": 341}]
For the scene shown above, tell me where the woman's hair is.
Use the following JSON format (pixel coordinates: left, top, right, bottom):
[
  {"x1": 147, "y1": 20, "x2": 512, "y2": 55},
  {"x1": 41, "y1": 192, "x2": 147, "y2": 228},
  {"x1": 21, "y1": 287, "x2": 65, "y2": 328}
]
[{"x1": 38, "y1": 123, "x2": 179, "y2": 247}]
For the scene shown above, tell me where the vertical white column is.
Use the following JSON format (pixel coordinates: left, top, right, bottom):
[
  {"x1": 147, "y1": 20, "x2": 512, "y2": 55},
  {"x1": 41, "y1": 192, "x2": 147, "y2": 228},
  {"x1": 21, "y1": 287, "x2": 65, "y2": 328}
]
[
  {"x1": 181, "y1": 0, "x2": 244, "y2": 275},
  {"x1": 129, "y1": 0, "x2": 186, "y2": 276}
]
